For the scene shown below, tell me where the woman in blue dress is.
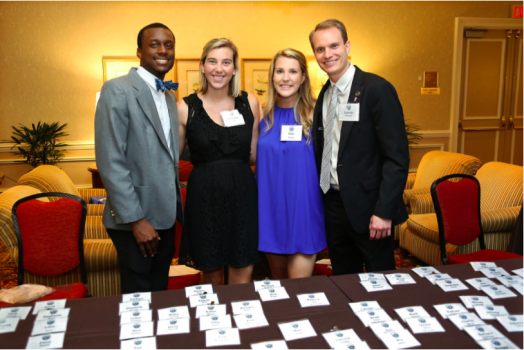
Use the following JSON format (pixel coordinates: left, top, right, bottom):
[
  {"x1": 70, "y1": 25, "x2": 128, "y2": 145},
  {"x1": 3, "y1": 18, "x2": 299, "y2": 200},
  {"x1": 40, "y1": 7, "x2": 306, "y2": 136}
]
[{"x1": 256, "y1": 48, "x2": 327, "y2": 279}]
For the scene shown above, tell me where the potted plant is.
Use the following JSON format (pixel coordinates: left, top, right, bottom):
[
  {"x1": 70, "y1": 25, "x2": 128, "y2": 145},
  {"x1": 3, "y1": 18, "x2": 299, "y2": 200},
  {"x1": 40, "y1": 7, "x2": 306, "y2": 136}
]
[
  {"x1": 2, "y1": 122, "x2": 70, "y2": 168},
  {"x1": 405, "y1": 121, "x2": 422, "y2": 145}
]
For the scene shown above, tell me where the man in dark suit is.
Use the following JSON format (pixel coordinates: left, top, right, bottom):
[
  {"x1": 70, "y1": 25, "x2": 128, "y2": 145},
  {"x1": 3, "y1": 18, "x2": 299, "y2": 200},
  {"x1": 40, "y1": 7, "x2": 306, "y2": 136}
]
[
  {"x1": 310, "y1": 19, "x2": 409, "y2": 275},
  {"x1": 95, "y1": 23, "x2": 183, "y2": 293}
]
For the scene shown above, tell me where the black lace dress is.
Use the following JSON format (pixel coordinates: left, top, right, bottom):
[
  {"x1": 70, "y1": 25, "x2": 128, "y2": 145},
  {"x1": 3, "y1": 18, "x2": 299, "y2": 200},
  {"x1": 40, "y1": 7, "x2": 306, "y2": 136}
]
[{"x1": 178, "y1": 92, "x2": 261, "y2": 271}]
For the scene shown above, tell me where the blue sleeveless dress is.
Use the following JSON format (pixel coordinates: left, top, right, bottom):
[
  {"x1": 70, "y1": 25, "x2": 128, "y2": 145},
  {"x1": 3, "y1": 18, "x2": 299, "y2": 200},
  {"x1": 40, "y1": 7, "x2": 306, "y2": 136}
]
[{"x1": 256, "y1": 106, "x2": 327, "y2": 254}]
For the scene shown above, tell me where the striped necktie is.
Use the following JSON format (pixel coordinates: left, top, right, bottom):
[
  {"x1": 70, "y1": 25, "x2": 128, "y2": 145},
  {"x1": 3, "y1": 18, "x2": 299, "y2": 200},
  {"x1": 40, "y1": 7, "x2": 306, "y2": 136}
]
[{"x1": 320, "y1": 85, "x2": 339, "y2": 194}]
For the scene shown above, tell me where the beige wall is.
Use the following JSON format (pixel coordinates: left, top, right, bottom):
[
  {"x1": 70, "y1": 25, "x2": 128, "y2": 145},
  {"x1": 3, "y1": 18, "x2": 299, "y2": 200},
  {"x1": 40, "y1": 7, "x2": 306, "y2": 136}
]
[{"x1": 0, "y1": 1, "x2": 519, "y2": 189}]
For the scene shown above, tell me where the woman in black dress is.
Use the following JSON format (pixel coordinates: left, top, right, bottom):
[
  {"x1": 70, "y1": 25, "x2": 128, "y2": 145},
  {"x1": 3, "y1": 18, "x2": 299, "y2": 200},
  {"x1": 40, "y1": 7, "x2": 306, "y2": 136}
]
[{"x1": 177, "y1": 38, "x2": 261, "y2": 285}]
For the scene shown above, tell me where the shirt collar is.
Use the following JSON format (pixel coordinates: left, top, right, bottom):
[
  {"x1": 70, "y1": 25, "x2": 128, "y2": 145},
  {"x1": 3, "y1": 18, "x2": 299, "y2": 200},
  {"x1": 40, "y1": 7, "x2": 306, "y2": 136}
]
[
  {"x1": 331, "y1": 63, "x2": 355, "y2": 92},
  {"x1": 137, "y1": 66, "x2": 163, "y2": 93}
]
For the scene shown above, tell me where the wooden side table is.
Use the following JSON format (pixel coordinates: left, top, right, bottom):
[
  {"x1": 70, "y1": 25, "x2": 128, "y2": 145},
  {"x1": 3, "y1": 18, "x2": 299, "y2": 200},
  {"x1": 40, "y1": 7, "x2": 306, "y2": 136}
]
[{"x1": 87, "y1": 163, "x2": 104, "y2": 189}]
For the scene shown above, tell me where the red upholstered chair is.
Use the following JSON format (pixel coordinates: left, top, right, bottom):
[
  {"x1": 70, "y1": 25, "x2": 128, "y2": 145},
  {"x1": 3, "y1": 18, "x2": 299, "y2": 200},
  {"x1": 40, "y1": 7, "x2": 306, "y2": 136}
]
[
  {"x1": 431, "y1": 174, "x2": 522, "y2": 265},
  {"x1": 12, "y1": 192, "x2": 88, "y2": 300}
]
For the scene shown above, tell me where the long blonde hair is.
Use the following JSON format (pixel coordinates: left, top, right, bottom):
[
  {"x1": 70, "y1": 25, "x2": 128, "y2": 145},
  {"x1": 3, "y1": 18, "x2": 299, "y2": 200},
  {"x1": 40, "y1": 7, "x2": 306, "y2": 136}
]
[
  {"x1": 263, "y1": 48, "x2": 315, "y2": 143},
  {"x1": 198, "y1": 38, "x2": 241, "y2": 97}
]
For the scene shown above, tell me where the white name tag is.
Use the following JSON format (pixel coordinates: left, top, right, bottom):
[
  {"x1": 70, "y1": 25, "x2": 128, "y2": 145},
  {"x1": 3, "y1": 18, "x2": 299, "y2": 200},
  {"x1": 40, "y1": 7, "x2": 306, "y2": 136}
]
[
  {"x1": 478, "y1": 337, "x2": 519, "y2": 349},
  {"x1": 481, "y1": 285, "x2": 517, "y2": 299},
  {"x1": 31, "y1": 317, "x2": 68, "y2": 336},
  {"x1": 36, "y1": 308, "x2": 70, "y2": 322},
  {"x1": 412, "y1": 266, "x2": 441, "y2": 277},
  {"x1": 449, "y1": 312, "x2": 486, "y2": 330},
  {"x1": 333, "y1": 340, "x2": 371, "y2": 349},
  {"x1": 185, "y1": 284, "x2": 213, "y2": 297},
  {"x1": 471, "y1": 262, "x2": 498, "y2": 271},
  {"x1": 0, "y1": 317, "x2": 19, "y2": 334},
  {"x1": 464, "y1": 324, "x2": 505, "y2": 341},
  {"x1": 120, "y1": 310, "x2": 153, "y2": 325},
  {"x1": 251, "y1": 340, "x2": 289, "y2": 349},
  {"x1": 512, "y1": 268, "x2": 523, "y2": 277},
  {"x1": 121, "y1": 336, "x2": 157, "y2": 350},
  {"x1": 119, "y1": 301, "x2": 150, "y2": 315},
  {"x1": 33, "y1": 299, "x2": 67, "y2": 315},
  {"x1": 122, "y1": 292, "x2": 151, "y2": 303},
  {"x1": 120, "y1": 321, "x2": 154, "y2": 340},
  {"x1": 254, "y1": 279, "x2": 281, "y2": 292},
  {"x1": 359, "y1": 273, "x2": 386, "y2": 281},
  {"x1": 157, "y1": 317, "x2": 190, "y2": 335},
  {"x1": 459, "y1": 295, "x2": 494, "y2": 309},
  {"x1": 436, "y1": 278, "x2": 469, "y2": 292},
  {"x1": 349, "y1": 301, "x2": 382, "y2": 313},
  {"x1": 278, "y1": 319, "x2": 317, "y2": 341},
  {"x1": 369, "y1": 320, "x2": 404, "y2": 335},
  {"x1": 377, "y1": 328, "x2": 421, "y2": 349},
  {"x1": 426, "y1": 273, "x2": 452, "y2": 285},
  {"x1": 231, "y1": 300, "x2": 264, "y2": 315},
  {"x1": 0, "y1": 306, "x2": 31, "y2": 320},
  {"x1": 360, "y1": 279, "x2": 392, "y2": 292},
  {"x1": 433, "y1": 303, "x2": 468, "y2": 319},
  {"x1": 467, "y1": 277, "x2": 498, "y2": 291},
  {"x1": 386, "y1": 273, "x2": 417, "y2": 285},
  {"x1": 338, "y1": 103, "x2": 360, "y2": 122},
  {"x1": 406, "y1": 316, "x2": 445, "y2": 334},
  {"x1": 195, "y1": 304, "x2": 227, "y2": 319},
  {"x1": 355, "y1": 309, "x2": 392, "y2": 327},
  {"x1": 157, "y1": 306, "x2": 190, "y2": 320},
  {"x1": 496, "y1": 314, "x2": 523, "y2": 332},
  {"x1": 394, "y1": 306, "x2": 430, "y2": 322},
  {"x1": 205, "y1": 327, "x2": 241, "y2": 347},
  {"x1": 280, "y1": 125, "x2": 303, "y2": 141},
  {"x1": 297, "y1": 292, "x2": 330, "y2": 308},
  {"x1": 189, "y1": 293, "x2": 219, "y2": 308},
  {"x1": 322, "y1": 328, "x2": 362, "y2": 348},
  {"x1": 220, "y1": 109, "x2": 245, "y2": 127},
  {"x1": 496, "y1": 275, "x2": 523, "y2": 288},
  {"x1": 233, "y1": 311, "x2": 269, "y2": 330},
  {"x1": 199, "y1": 314, "x2": 232, "y2": 331},
  {"x1": 475, "y1": 305, "x2": 509, "y2": 320},
  {"x1": 26, "y1": 332, "x2": 65, "y2": 349},
  {"x1": 480, "y1": 267, "x2": 510, "y2": 278},
  {"x1": 259, "y1": 286, "x2": 290, "y2": 302}
]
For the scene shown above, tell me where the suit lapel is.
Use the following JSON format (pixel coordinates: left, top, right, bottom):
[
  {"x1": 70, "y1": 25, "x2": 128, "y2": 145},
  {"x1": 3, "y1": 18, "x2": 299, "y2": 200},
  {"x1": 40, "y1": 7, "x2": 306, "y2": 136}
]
[
  {"x1": 313, "y1": 79, "x2": 331, "y2": 141},
  {"x1": 338, "y1": 66, "x2": 364, "y2": 160},
  {"x1": 166, "y1": 91, "x2": 178, "y2": 161},
  {"x1": 130, "y1": 68, "x2": 171, "y2": 157}
]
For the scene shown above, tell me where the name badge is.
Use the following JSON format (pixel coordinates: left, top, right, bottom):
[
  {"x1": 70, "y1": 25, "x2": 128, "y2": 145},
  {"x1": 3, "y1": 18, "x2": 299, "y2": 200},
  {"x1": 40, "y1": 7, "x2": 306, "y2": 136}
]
[
  {"x1": 394, "y1": 306, "x2": 430, "y2": 322},
  {"x1": 189, "y1": 293, "x2": 219, "y2": 308},
  {"x1": 322, "y1": 328, "x2": 362, "y2": 348},
  {"x1": 251, "y1": 340, "x2": 289, "y2": 350},
  {"x1": 205, "y1": 328, "x2": 241, "y2": 347},
  {"x1": 385, "y1": 273, "x2": 416, "y2": 285},
  {"x1": 121, "y1": 336, "x2": 157, "y2": 350},
  {"x1": 233, "y1": 311, "x2": 269, "y2": 330},
  {"x1": 231, "y1": 300, "x2": 264, "y2": 315},
  {"x1": 258, "y1": 286, "x2": 290, "y2": 302},
  {"x1": 119, "y1": 321, "x2": 154, "y2": 340},
  {"x1": 349, "y1": 301, "x2": 382, "y2": 313},
  {"x1": 31, "y1": 317, "x2": 69, "y2": 336},
  {"x1": 433, "y1": 303, "x2": 468, "y2": 319},
  {"x1": 195, "y1": 304, "x2": 227, "y2": 319},
  {"x1": 33, "y1": 299, "x2": 67, "y2": 315},
  {"x1": 36, "y1": 308, "x2": 71, "y2": 322},
  {"x1": 157, "y1": 317, "x2": 190, "y2": 335},
  {"x1": 297, "y1": 292, "x2": 330, "y2": 308},
  {"x1": 157, "y1": 306, "x2": 190, "y2": 320},
  {"x1": 254, "y1": 279, "x2": 281, "y2": 292},
  {"x1": 280, "y1": 125, "x2": 303, "y2": 141},
  {"x1": 185, "y1": 284, "x2": 213, "y2": 298},
  {"x1": 120, "y1": 310, "x2": 153, "y2": 325},
  {"x1": 0, "y1": 306, "x2": 32, "y2": 320},
  {"x1": 338, "y1": 103, "x2": 359, "y2": 122},
  {"x1": 0, "y1": 317, "x2": 19, "y2": 334},
  {"x1": 199, "y1": 314, "x2": 232, "y2": 331},
  {"x1": 405, "y1": 316, "x2": 445, "y2": 334},
  {"x1": 26, "y1": 332, "x2": 65, "y2": 349},
  {"x1": 278, "y1": 319, "x2": 317, "y2": 341},
  {"x1": 459, "y1": 295, "x2": 494, "y2": 309},
  {"x1": 220, "y1": 109, "x2": 245, "y2": 127},
  {"x1": 122, "y1": 292, "x2": 151, "y2": 303}
]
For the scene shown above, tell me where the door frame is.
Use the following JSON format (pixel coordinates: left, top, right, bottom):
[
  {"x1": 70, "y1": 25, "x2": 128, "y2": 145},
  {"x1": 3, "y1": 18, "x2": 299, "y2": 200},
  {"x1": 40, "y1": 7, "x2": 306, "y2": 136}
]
[{"x1": 450, "y1": 17, "x2": 522, "y2": 152}]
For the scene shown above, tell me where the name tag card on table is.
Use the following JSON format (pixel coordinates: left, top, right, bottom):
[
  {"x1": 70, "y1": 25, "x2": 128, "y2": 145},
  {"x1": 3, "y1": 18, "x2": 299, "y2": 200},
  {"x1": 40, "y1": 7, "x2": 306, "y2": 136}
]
[
  {"x1": 278, "y1": 319, "x2": 317, "y2": 341},
  {"x1": 189, "y1": 293, "x2": 219, "y2": 308},
  {"x1": 36, "y1": 308, "x2": 71, "y2": 321},
  {"x1": 206, "y1": 328, "x2": 241, "y2": 347},
  {"x1": 512, "y1": 268, "x2": 523, "y2": 277},
  {"x1": 359, "y1": 273, "x2": 386, "y2": 281},
  {"x1": 464, "y1": 324, "x2": 505, "y2": 342},
  {"x1": 33, "y1": 299, "x2": 67, "y2": 315},
  {"x1": 0, "y1": 317, "x2": 19, "y2": 334},
  {"x1": 185, "y1": 284, "x2": 213, "y2": 297},
  {"x1": 297, "y1": 292, "x2": 330, "y2": 307},
  {"x1": 512, "y1": 283, "x2": 523, "y2": 295},
  {"x1": 157, "y1": 306, "x2": 190, "y2": 320},
  {"x1": 254, "y1": 279, "x2": 281, "y2": 292},
  {"x1": 122, "y1": 292, "x2": 151, "y2": 303},
  {"x1": 496, "y1": 315, "x2": 523, "y2": 332},
  {"x1": 157, "y1": 318, "x2": 191, "y2": 335},
  {"x1": 0, "y1": 306, "x2": 31, "y2": 320},
  {"x1": 251, "y1": 340, "x2": 289, "y2": 349},
  {"x1": 322, "y1": 328, "x2": 362, "y2": 348},
  {"x1": 474, "y1": 305, "x2": 509, "y2": 320},
  {"x1": 369, "y1": 320, "x2": 405, "y2": 335},
  {"x1": 333, "y1": 340, "x2": 370, "y2": 349},
  {"x1": 119, "y1": 301, "x2": 150, "y2": 315},
  {"x1": 385, "y1": 273, "x2": 416, "y2": 285},
  {"x1": 434, "y1": 303, "x2": 468, "y2": 319},
  {"x1": 200, "y1": 314, "x2": 232, "y2": 331},
  {"x1": 121, "y1": 310, "x2": 153, "y2": 325},
  {"x1": 471, "y1": 262, "x2": 497, "y2": 271},
  {"x1": 480, "y1": 267, "x2": 510, "y2": 278},
  {"x1": 394, "y1": 306, "x2": 430, "y2": 322},
  {"x1": 478, "y1": 337, "x2": 519, "y2": 349},
  {"x1": 26, "y1": 332, "x2": 65, "y2": 349},
  {"x1": 280, "y1": 125, "x2": 303, "y2": 141},
  {"x1": 426, "y1": 274, "x2": 452, "y2": 285},
  {"x1": 231, "y1": 300, "x2": 264, "y2": 315},
  {"x1": 31, "y1": 317, "x2": 68, "y2": 336},
  {"x1": 233, "y1": 311, "x2": 269, "y2": 330},
  {"x1": 355, "y1": 309, "x2": 393, "y2": 327},
  {"x1": 460, "y1": 295, "x2": 494, "y2": 309},
  {"x1": 120, "y1": 321, "x2": 154, "y2": 340},
  {"x1": 259, "y1": 287, "x2": 290, "y2": 301},
  {"x1": 405, "y1": 317, "x2": 445, "y2": 334},
  {"x1": 412, "y1": 266, "x2": 441, "y2": 277},
  {"x1": 496, "y1": 275, "x2": 523, "y2": 288},
  {"x1": 449, "y1": 313, "x2": 486, "y2": 330},
  {"x1": 360, "y1": 279, "x2": 393, "y2": 292},
  {"x1": 436, "y1": 278, "x2": 469, "y2": 292},
  {"x1": 467, "y1": 278, "x2": 498, "y2": 291},
  {"x1": 196, "y1": 304, "x2": 227, "y2": 319},
  {"x1": 377, "y1": 328, "x2": 421, "y2": 349},
  {"x1": 349, "y1": 301, "x2": 382, "y2": 313},
  {"x1": 481, "y1": 285, "x2": 517, "y2": 299},
  {"x1": 121, "y1": 337, "x2": 157, "y2": 350}
]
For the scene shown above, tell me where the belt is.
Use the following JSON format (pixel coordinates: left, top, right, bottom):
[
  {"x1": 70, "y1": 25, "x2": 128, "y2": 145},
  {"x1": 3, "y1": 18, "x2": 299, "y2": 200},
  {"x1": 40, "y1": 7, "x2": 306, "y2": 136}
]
[{"x1": 193, "y1": 159, "x2": 246, "y2": 167}]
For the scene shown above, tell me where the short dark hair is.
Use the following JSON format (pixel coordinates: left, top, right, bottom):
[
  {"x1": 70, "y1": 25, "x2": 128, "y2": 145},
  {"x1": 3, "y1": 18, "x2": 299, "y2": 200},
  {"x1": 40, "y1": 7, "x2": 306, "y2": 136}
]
[
  {"x1": 309, "y1": 19, "x2": 348, "y2": 50},
  {"x1": 137, "y1": 23, "x2": 174, "y2": 48}
]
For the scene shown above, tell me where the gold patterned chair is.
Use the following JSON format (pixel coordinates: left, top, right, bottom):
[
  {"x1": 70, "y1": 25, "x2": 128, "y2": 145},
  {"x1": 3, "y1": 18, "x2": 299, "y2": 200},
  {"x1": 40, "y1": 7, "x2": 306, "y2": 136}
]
[
  {"x1": 0, "y1": 186, "x2": 120, "y2": 297},
  {"x1": 399, "y1": 161, "x2": 523, "y2": 266}
]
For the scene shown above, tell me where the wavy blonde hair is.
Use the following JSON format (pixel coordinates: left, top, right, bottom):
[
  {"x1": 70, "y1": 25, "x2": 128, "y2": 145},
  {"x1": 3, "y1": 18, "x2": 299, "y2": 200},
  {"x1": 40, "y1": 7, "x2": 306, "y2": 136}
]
[
  {"x1": 198, "y1": 38, "x2": 240, "y2": 97},
  {"x1": 263, "y1": 48, "x2": 315, "y2": 143}
]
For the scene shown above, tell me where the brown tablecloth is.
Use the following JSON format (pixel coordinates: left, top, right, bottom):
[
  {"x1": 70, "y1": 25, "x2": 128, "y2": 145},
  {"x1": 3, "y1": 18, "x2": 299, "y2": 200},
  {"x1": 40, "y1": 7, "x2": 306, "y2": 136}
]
[{"x1": 0, "y1": 260, "x2": 522, "y2": 349}]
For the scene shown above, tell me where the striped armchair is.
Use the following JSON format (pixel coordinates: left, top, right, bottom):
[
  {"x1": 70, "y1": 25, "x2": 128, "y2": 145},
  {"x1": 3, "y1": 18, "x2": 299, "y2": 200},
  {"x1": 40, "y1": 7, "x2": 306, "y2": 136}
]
[
  {"x1": 0, "y1": 186, "x2": 120, "y2": 297},
  {"x1": 399, "y1": 161, "x2": 523, "y2": 266}
]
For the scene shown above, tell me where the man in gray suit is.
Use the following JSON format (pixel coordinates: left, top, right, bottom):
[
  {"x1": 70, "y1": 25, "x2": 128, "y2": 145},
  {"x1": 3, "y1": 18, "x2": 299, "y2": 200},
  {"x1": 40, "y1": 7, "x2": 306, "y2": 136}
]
[{"x1": 95, "y1": 23, "x2": 183, "y2": 293}]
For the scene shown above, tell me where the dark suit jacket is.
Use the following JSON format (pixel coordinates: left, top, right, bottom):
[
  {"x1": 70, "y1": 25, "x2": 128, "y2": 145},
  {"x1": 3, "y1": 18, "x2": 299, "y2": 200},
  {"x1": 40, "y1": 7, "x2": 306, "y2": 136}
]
[{"x1": 312, "y1": 65, "x2": 409, "y2": 234}]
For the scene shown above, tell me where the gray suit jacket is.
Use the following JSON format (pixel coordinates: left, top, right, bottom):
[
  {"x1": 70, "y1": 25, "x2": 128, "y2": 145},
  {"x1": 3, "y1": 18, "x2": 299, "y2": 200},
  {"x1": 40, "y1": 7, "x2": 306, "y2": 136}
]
[{"x1": 94, "y1": 67, "x2": 182, "y2": 231}]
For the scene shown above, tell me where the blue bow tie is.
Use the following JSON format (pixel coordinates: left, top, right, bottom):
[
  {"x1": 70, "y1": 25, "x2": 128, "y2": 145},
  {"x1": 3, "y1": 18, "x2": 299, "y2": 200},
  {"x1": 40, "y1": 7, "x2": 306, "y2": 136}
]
[{"x1": 155, "y1": 79, "x2": 179, "y2": 92}]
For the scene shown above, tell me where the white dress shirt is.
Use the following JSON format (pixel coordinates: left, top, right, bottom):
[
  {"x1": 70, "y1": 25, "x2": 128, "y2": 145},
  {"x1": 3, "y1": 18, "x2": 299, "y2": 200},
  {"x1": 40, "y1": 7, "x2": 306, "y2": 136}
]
[
  {"x1": 137, "y1": 66, "x2": 172, "y2": 152},
  {"x1": 322, "y1": 63, "x2": 356, "y2": 190}
]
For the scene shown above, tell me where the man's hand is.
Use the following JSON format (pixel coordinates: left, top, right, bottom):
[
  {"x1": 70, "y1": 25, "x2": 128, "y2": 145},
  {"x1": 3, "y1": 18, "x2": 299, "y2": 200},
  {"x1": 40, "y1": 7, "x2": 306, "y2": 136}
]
[
  {"x1": 131, "y1": 218, "x2": 160, "y2": 257},
  {"x1": 369, "y1": 215, "x2": 392, "y2": 240}
]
